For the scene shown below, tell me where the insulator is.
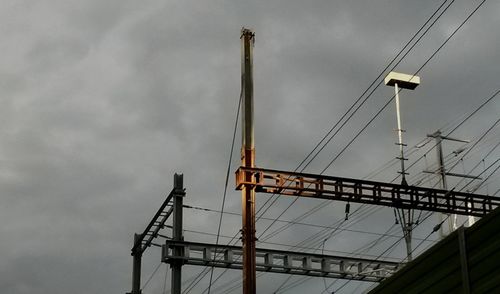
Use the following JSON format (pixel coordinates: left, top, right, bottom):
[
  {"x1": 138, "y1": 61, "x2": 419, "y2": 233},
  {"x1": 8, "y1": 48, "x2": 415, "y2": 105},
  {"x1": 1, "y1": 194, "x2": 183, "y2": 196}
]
[{"x1": 344, "y1": 203, "x2": 350, "y2": 221}]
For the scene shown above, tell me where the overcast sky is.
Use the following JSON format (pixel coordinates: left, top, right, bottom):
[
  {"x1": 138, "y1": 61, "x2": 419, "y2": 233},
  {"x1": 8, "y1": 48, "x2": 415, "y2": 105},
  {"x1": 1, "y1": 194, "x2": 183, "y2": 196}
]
[{"x1": 1, "y1": 0, "x2": 499, "y2": 293}]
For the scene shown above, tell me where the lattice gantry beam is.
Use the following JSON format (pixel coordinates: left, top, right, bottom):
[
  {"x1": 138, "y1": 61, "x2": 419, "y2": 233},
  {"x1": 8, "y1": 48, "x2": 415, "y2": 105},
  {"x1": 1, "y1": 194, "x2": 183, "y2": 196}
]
[
  {"x1": 162, "y1": 240, "x2": 400, "y2": 282},
  {"x1": 235, "y1": 167, "x2": 499, "y2": 217}
]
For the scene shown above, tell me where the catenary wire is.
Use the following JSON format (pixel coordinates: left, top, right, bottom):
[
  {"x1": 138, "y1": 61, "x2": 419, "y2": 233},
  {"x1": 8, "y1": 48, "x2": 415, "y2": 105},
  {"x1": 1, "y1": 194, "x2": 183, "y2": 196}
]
[
  {"x1": 207, "y1": 70, "x2": 243, "y2": 294},
  {"x1": 255, "y1": 0, "x2": 456, "y2": 223},
  {"x1": 203, "y1": 1, "x2": 459, "y2": 289},
  {"x1": 188, "y1": 1, "x2": 494, "y2": 290}
]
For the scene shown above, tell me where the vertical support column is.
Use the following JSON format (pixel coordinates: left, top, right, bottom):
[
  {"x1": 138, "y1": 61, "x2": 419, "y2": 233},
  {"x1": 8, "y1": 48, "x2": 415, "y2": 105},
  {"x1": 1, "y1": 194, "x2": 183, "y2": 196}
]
[
  {"x1": 171, "y1": 173, "x2": 185, "y2": 294},
  {"x1": 434, "y1": 131, "x2": 449, "y2": 238},
  {"x1": 131, "y1": 234, "x2": 142, "y2": 294},
  {"x1": 241, "y1": 27, "x2": 256, "y2": 294}
]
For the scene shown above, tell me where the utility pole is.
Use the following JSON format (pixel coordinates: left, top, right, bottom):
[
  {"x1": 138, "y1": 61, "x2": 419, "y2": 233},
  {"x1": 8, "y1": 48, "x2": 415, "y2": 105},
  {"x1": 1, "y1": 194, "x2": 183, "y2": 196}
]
[
  {"x1": 171, "y1": 173, "x2": 185, "y2": 294},
  {"x1": 426, "y1": 131, "x2": 475, "y2": 237},
  {"x1": 240, "y1": 27, "x2": 256, "y2": 294},
  {"x1": 430, "y1": 130, "x2": 450, "y2": 238}
]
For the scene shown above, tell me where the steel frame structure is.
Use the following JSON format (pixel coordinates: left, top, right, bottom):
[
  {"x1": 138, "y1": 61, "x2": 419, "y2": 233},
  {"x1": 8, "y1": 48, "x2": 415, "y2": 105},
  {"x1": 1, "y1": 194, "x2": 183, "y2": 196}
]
[
  {"x1": 163, "y1": 240, "x2": 400, "y2": 283},
  {"x1": 235, "y1": 166, "x2": 498, "y2": 217},
  {"x1": 128, "y1": 173, "x2": 185, "y2": 294}
]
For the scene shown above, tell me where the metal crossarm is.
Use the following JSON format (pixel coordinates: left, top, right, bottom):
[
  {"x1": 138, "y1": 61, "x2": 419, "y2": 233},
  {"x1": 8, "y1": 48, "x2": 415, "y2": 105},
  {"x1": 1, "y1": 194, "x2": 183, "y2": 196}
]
[
  {"x1": 131, "y1": 183, "x2": 185, "y2": 255},
  {"x1": 162, "y1": 240, "x2": 400, "y2": 282},
  {"x1": 235, "y1": 167, "x2": 499, "y2": 217}
]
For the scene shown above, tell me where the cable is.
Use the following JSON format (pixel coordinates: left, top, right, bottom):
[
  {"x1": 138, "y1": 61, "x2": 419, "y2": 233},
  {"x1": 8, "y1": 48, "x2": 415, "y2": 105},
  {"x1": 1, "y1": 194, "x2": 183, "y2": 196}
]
[
  {"x1": 255, "y1": 112, "x2": 494, "y2": 292},
  {"x1": 463, "y1": 158, "x2": 500, "y2": 193},
  {"x1": 392, "y1": 86, "x2": 500, "y2": 184},
  {"x1": 447, "y1": 118, "x2": 499, "y2": 172},
  {"x1": 254, "y1": 0, "x2": 456, "y2": 222},
  {"x1": 185, "y1": 0, "x2": 490, "y2": 290},
  {"x1": 183, "y1": 204, "x2": 436, "y2": 242},
  {"x1": 182, "y1": 233, "x2": 240, "y2": 293},
  {"x1": 404, "y1": 158, "x2": 500, "y2": 263},
  {"x1": 256, "y1": 0, "x2": 464, "y2": 244},
  {"x1": 207, "y1": 70, "x2": 243, "y2": 293},
  {"x1": 141, "y1": 262, "x2": 163, "y2": 291},
  {"x1": 332, "y1": 132, "x2": 499, "y2": 293},
  {"x1": 176, "y1": 228, "x2": 405, "y2": 260},
  {"x1": 278, "y1": 224, "x2": 400, "y2": 294},
  {"x1": 325, "y1": 236, "x2": 406, "y2": 294}
]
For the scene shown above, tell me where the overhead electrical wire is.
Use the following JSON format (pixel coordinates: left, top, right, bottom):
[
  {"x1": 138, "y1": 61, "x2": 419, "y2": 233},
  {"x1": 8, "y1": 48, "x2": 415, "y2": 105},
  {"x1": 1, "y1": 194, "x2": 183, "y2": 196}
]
[
  {"x1": 255, "y1": 0, "x2": 467, "y2": 245},
  {"x1": 273, "y1": 224, "x2": 400, "y2": 294},
  {"x1": 186, "y1": 0, "x2": 494, "y2": 291},
  {"x1": 198, "y1": 1, "x2": 459, "y2": 290},
  {"x1": 255, "y1": 0, "x2": 457, "y2": 223},
  {"x1": 200, "y1": 88, "x2": 497, "y2": 293},
  {"x1": 141, "y1": 262, "x2": 163, "y2": 292},
  {"x1": 182, "y1": 204, "x2": 435, "y2": 241},
  {"x1": 392, "y1": 86, "x2": 500, "y2": 184},
  {"x1": 331, "y1": 139, "x2": 499, "y2": 293},
  {"x1": 177, "y1": 228, "x2": 404, "y2": 260},
  {"x1": 184, "y1": 84, "x2": 244, "y2": 294},
  {"x1": 207, "y1": 74, "x2": 243, "y2": 293},
  {"x1": 218, "y1": 93, "x2": 488, "y2": 292},
  {"x1": 287, "y1": 48, "x2": 498, "y2": 294},
  {"x1": 445, "y1": 118, "x2": 499, "y2": 175}
]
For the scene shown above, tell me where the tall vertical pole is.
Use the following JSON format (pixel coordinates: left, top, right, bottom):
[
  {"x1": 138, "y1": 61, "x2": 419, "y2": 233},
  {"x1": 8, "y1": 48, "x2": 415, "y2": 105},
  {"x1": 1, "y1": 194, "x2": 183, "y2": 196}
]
[
  {"x1": 434, "y1": 131, "x2": 449, "y2": 238},
  {"x1": 394, "y1": 83, "x2": 408, "y2": 186},
  {"x1": 429, "y1": 130, "x2": 471, "y2": 236},
  {"x1": 394, "y1": 83, "x2": 413, "y2": 261},
  {"x1": 131, "y1": 234, "x2": 142, "y2": 294},
  {"x1": 240, "y1": 27, "x2": 256, "y2": 294},
  {"x1": 171, "y1": 173, "x2": 185, "y2": 294}
]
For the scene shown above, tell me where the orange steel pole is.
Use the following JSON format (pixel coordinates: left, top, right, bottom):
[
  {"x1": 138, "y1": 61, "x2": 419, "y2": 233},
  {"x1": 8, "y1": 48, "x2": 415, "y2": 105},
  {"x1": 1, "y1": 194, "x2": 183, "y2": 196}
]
[{"x1": 240, "y1": 27, "x2": 256, "y2": 294}]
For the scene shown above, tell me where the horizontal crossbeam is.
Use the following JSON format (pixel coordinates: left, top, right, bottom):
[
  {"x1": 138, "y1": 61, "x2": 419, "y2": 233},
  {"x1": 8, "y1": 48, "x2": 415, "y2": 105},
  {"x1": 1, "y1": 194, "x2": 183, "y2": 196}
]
[
  {"x1": 162, "y1": 240, "x2": 400, "y2": 282},
  {"x1": 235, "y1": 167, "x2": 499, "y2": 217}
]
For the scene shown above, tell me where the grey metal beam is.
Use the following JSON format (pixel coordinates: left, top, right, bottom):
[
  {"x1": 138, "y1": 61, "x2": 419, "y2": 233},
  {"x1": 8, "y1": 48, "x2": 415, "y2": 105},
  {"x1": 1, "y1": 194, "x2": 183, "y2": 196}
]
[{"x1": 162, "y1": 240, "x2": 401, "y2": 282}]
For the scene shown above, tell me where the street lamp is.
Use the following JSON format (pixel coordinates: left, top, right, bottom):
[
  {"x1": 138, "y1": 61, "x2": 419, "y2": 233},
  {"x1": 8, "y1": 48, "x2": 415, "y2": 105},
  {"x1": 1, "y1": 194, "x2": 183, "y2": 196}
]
[
  {"x1": 384, "y1": 71, "x2": 420, "y2": 262},
  {"x1": 384, "y1": 71, "x2": 420, "y2": 185}
]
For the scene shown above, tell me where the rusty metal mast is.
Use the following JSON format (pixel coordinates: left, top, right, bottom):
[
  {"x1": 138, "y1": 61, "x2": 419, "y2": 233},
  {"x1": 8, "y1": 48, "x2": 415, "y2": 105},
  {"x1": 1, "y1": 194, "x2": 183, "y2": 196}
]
[{"x1": 240, "y1": 27, "x2": 256, "y2": 294}]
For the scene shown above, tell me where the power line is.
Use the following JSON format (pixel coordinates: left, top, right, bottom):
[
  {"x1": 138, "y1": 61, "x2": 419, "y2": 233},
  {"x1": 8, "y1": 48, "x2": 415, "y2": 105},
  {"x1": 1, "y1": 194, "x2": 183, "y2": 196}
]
[
  {"x1": 176, "y1": 228, "x2": 406, "y2": 260},
  {"x1": 275, "y1": 224, "x2": 400, "y2": 294},
  {"x1": 207, "y1": 71, "x2": 243, "y2": 294},
  {"x1": 255, "y1": 0, "x2": 463, "y2": 244},
  {"x1": 215, "y1": 109, "x2": 496, "y2": 290},
  {"x1": 446, "y1": 118, "x2": 499, "y2": 174},
  {"x1": 183, "y1": 0, "x2": 492, "y2": 291},
  {"x1": 183, "y1": 204, "x2": 436, "y2": 241},
  {"x1": 332, "y1": 130, "x2": 499, "y2": 293},
  {"x1": 254, "y1": 0, "x2": 456, "y2": 223},
  {"x1": 141, "y1": 262, "x2": 163, "y2": 291},
  {"x1": 392, "y1": 85, "x2": 500, "y2": 184}
]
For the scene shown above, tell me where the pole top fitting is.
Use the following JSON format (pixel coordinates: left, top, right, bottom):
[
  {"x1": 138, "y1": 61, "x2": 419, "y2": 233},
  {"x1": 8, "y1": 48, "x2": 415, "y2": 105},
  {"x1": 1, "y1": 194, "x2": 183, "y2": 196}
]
[
  {"x1": 384, "y1": 71, "x2": 420, "y2": 90},
  {"x1": 174, "y1": 173, "x2": 185, "y2": 196},
  {"x1": 241, "y1": 27, "x2": 255, "y2": 42}
]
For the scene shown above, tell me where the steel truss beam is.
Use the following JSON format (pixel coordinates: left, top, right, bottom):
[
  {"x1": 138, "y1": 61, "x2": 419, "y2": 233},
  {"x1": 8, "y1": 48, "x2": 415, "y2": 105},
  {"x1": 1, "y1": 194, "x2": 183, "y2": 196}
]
[
  {"x1": 132, "y1": 192, "x2": 175, "y2": 255},
  {"x1": 235, "y1": 167, "x2": 499, "y2": 217},
  {"x1": 163, "y1": 240, "x2": 400, "y2": 282}
]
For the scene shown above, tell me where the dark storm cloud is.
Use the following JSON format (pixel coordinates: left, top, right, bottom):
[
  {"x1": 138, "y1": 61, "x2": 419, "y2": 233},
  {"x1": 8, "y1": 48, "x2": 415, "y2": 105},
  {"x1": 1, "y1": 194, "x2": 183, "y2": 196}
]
[{"x1": 0, "y1": 0, "x2": 498, "y2": 293}]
